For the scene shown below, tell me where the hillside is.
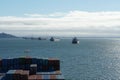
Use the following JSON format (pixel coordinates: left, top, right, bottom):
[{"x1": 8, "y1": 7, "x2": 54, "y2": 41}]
[{"x1": 0, "y1": 33, "x2": 17, "y2": 38}]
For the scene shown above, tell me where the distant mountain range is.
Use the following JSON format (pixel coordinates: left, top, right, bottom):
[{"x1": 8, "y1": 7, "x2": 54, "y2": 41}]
[{"x1": 0, "y1": 33, "x2": 17, "y2": 38}]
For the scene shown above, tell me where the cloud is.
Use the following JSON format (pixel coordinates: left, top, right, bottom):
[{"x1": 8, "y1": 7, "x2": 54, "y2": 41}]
[
  {"x1": 0, "y1": 11, "x2": 120, "y2": 37},
  {"x1": 24, "y1": 12, "x2": 66, "y2": 18}
]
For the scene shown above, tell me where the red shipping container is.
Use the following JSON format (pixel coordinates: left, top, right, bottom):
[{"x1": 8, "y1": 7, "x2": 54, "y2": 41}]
[{"x1": 36, "y1": 75, "x2": 42, "y2": 80}]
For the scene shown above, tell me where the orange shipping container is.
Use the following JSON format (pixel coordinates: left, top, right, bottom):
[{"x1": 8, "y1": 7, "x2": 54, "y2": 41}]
[
  {"x1": 28, "y1": 75, "x2": 36, "y2": 80},
  {"x1": 50, "y1": 75, "x2": 56, "y2": 80}
]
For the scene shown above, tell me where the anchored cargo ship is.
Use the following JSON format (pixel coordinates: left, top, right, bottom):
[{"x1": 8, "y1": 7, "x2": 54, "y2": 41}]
[
  {"x1": 50, "y1": 37, "x2": 60, "y2": 42},
  {"x1": 0, "y1": 57, "x2": 64, "y2": 80},
  {"x1": 72, "y1": 37, "x2": 79, "y2": 44}
]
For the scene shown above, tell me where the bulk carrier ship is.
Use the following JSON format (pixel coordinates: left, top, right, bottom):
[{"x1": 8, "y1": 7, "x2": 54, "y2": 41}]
[{"x1": 0, "y1": 57, "x2": 64, "y2": 80}]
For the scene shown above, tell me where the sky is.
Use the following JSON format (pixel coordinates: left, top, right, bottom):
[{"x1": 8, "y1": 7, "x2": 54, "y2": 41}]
[{"x1": 0, "y1": 0, "x2": 120, "y2": 37}]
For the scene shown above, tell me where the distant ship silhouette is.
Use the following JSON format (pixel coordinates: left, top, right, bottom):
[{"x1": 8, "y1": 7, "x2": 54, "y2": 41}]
[{"x1": 72, "y1": 37, "x2": 79, "y2": 44}]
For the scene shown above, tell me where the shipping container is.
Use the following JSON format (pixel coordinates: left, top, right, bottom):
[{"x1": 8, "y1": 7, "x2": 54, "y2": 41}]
[
  {"x1": 0, "y1": 57, "x2": 65, "y2": 80},
  {"x1": 19, "y1": 57, "x2": 26, "y2": 65},
  {"x1": 42, "y1": 75, "x2": 50, "y2": 80},
  {"x1": 32, "y1": 58, "x2": 37, "y2": 64},
  {"x1": 13, "y1": 58, "x2": 19, "y2": 65},
  {"x1": 36, "y1": 75, "x2": 42, "y2": 80},
  {"x1": 25, "y1": 57, "x2": 32, "y2": 65},
  {"x1": 30, "y1": 64, "x2": 37, "y2": 75},
  {"x1": 2, "y1": 59, "x2": 7, "y2": 66},
  {"x1": 37, "y1": 65, "x2": 42, "y2": 72},
  {"x1": 50, "y1": 75, "x2": 56, "y2": 80},
  {"x1": 20, "y1": 70, "x2": 29, "y2": 80},
  {"x1": 5, "y1": 70, "x2": 16, "y2": 80},
  {"x1": 28, "y1": 75, "x2": 36, "y2": 80},
  {"x1": 36, "y1": 71, "x2": 61, "y2": 75},
  {"x1": 14, "y1": 70, "x2": 23, "y2": 80},
  {"x1": 55, "y1": 70, "x2": 61, "y2": 75},
  {"x1": 0, "y1": 59, "x2": 2, "y2": 68},
  {"x1": 48, "y1": 59, "x2": 60, "y2": 71}
]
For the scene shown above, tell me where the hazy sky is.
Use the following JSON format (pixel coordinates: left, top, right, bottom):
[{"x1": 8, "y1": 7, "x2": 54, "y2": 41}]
[{"x1": 0, "y1": 0, "x2": 120, "y2": 37}]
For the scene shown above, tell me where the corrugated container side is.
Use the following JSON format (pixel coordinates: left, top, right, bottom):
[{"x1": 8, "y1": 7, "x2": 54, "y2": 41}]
[
  {"x1": 13, "y1": 74, "x2": 21, "y2": 80},
  {"x1": 7, "y1": 59, "x2": 12, "y2": 66},
  {"x1": 37, "y1": 59, "x2": 43, "y2": 72},
  {"x1": 37, "y1": 65, "x2": 42, "y2": 72},
  {"x1": 48, "y1": 59, "x2": 60, "y2": 71},
  {"x1": 37, "y1": 59, "x2": 43, "y2": 65},
  {"x1": 15, "y1": 70, "x2": 23, "y2": 74},
  {"x1": 36, "y1": 75, "x2": 42, "y2": 80},
  {"x1": 5, "y1": 70, "x2": 16, "y2": 80},
  {"x1": 36, "y1": 71, "x2": 61, "y2": 75},
  {"x1": 22, "y1": 70, "x2": 29, "y2": 75},
  {"x1": 42, "y1": 59, "x2": 48, "y2": 66},
  {"x1": 30, "y1": 64, "x2": 37, "y2": 75},
  {"x1": 36, "y1": 72, "x2": 50, "y2": 75},
  {"x1": 42, "y1": 75, "x2": 50, "y2": 80},
  {"x1": 2, "y1": 59, "x2": 7, "y2": 66},
  {"x1": 19, "y1": 57, "x2": 26, "y2": 65},
  {"x1": 13, "y1": 58, "x2": 19, "y2": 65},
  {"x1": 54, "y1": 60, "x2": 60, "y2": 70},
  {"x1": 9, "y1": 59, "x2": 14, "y2": 65},
  {"x1": 21, "y1": 70, "x2": 29, "y2": 80},
  {"x1": 14, "y1": 70, "x2": 23, "y2": 80},
  {"x1": 0, "y1": 59, "x2": 2, "y2": 67},
  {"x1": 25, "y1": 64, "x2": 30, "y2": 70},
  {"x1": 25, "y1": 58, "x2": 32, "y2": 65},
  {"x1": 32, "y1": 58, "x2": 37, "y2": 64},
  {"x1": 50, "y1": 75, "x2": 56, "y2": 80},
  {"x1": 28, "y1": 75, "x2": 37, "y2": 80},
  {"x1": 0, "y1": 59, "x2": 2, "y2": 72},
  {"x1": 55, "y1": 70, "x2": 61, "y2": 75},
  {"x1": 2, "y1": 67, "x2": 8, "y2": 73},
  {"x1": 13, "y1": 64, "x2": 20, "y2": 70},
  {"x1": 19, "y1": 65, "x2": 25, "y2": 70},
  {"x1": 48, "y1": 66, "x2": 54, "y2": 72},
  {"x1": 42, "y1": 65, "x2": 49, "y2": 72}
]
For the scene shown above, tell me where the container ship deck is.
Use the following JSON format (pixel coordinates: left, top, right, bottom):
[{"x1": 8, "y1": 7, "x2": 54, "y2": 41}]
[{"x1": 0, "y1": 57, "x2": 64, "y2": 80}]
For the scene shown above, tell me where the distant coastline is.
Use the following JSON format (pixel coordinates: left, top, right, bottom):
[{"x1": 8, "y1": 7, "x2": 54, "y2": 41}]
[
  {"x1": 0, "y1": 32, "x2": 120, "y2": 39},
  {"x1": 0, "y1": 32, "x2": 17, "y2": 38}
]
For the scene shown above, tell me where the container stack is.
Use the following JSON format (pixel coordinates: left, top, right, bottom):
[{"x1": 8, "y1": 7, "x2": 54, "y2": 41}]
[
  {"x1": 30, "y1": 64, "x2": 37, "y2": 75},
  {"x1": 12, "y1": 58, "x2": 19, "y2": 70},
  {"x1": 28, "y1": 75, "x2": 37, "y2": 80},
  {"x1": 5, "y1": 70, "x2": 16, "y2": 80},
  {"x1": 0, "y1": 57, "x2": 65, "y2": 80},
  {"x1": 0, "y1": 59, "x2": 2, "y2": 72},
  {"x1": 28, "y1": 75, "x2": 64, "y2": 80},
  {"x1": 48, "y1": 58, "x2": 60, "y2": 71},
  {"x1": 2, "y1": 59, "x2": 8, "y2": 72},
  {"x1": 14, "y1": 70, "x2": 22, "y2": 80},
  {"x1": 21, "y1": 70, "x2": 29, "y2": 80}
]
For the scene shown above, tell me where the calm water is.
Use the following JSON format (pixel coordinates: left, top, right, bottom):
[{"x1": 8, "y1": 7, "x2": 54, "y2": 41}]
[{"x1": 0, "y1": 38, "x2": 120, "y2": 80}]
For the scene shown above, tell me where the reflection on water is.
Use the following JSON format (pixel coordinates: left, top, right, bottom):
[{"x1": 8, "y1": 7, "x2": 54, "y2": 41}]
[{"x1": 0, "y1": 38, "x2": 120, "y2": 80}]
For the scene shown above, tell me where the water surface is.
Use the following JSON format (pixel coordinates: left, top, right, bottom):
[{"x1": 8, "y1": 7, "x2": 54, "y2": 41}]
[{"x1": 0, "y1": 38, "x2": 120, "y2": 80}]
